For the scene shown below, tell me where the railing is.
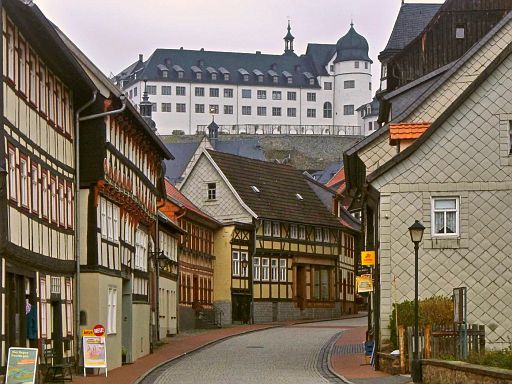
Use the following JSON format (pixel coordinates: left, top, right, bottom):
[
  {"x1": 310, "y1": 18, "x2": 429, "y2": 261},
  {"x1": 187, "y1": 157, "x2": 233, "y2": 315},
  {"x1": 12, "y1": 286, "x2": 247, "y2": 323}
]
[{"x1": 196, "y1": 124, "x2": 362, "y2": 136}]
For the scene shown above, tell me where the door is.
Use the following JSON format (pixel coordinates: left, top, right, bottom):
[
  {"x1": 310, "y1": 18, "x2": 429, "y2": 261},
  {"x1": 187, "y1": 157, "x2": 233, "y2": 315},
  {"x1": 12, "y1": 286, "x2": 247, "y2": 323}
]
[
  {"x1": 296, "y1": 266, "x2": 306, "y2": 310},
  {"x1": 122, "y1": 280, "x2": 132, "y2": 363},
  {"x1": 51, "y1": 300, "x2": 63, "y2": 363},
  {"x1": 231, "y1": 294, "x2": 250, "y2": 323}
]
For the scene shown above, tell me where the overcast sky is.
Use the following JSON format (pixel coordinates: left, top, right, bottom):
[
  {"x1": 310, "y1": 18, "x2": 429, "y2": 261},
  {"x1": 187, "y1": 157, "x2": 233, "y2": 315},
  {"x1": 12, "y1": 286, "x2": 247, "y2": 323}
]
[{"x1": 34, "y1": 0, "x2": 444, "y2": 91}]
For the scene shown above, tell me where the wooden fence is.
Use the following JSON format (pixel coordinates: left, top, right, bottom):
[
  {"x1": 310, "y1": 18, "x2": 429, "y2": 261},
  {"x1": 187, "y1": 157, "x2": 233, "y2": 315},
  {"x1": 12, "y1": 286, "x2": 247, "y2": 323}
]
[{"x1": 398, "y1": 323, "x2": 485, "y2": 373}]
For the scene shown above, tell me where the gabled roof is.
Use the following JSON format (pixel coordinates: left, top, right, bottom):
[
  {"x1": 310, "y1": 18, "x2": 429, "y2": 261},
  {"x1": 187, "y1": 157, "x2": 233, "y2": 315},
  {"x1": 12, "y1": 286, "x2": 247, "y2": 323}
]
[
  {"x1": 207, "y1": 150, "x2": 341, "y2": 227},
  {"x1": 382, "y1": 3, "x2": 442, "y2": 55},
  {"x1": 305, "y1": 43, "x2": 336, "y2": 76},
  {"x1": 389, "y1": 122, "x2": 430, "y2": 145},
  {"x1": 368, "y1": 13, "x2": 512, "y2": 184},
  {"x1": 326, "y1": 167, "x2": 346, "y2": 194},
  {"x1": 165, "y1": 179, "x2": 220, "y2": 227}
]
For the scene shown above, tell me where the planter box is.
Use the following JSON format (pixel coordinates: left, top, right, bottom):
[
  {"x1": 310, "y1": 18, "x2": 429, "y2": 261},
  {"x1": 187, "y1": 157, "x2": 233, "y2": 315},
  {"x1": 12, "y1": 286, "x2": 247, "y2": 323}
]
[{"x1": 423, "y1": 359, "x2": 512, "y2": 384}]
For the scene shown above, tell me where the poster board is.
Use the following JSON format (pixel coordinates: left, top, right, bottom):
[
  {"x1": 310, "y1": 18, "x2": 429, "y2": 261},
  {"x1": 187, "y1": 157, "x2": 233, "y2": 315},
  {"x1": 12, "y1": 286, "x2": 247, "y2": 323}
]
[
  {"x1": 356, "y1": 275, "x2": 374, "y2": 293},
  {"x1": 6, "y1": 347, "x2": 38, "y2": 384},
  {"x1": 83, "y1": 335, "x2": 108, "y2": 377},
  {"x1": 361, "y1": 251, "x2": 375, "y2": 266}
]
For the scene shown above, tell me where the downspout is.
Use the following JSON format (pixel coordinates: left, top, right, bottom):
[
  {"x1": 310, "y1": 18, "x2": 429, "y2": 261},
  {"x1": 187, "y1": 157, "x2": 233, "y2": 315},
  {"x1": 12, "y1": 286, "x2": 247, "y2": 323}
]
[
  {"x1": 75, "y1": 93, "x2": 126, "y2": 365},
  {"x1": 74, "y1": 90, "x2": 97, "y2": 369}
]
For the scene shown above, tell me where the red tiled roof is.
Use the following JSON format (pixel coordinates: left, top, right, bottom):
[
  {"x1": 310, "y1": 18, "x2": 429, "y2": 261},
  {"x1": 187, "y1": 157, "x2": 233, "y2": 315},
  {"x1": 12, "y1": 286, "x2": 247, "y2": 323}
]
[
  {"x1": 326, "y1": 167, "x2": 345, "y2": 189},
  {"x1": 164, "y1": 179, "x2": 218, "y2": 225},
  {"x1": 389, "y1": 122, "x2": 430, "y2": 145}
]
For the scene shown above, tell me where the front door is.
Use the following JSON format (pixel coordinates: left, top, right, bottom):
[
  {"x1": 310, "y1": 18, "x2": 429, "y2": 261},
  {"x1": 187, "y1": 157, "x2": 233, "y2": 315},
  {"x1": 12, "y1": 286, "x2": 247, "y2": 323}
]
[
  {"x1": 51, "y1": 300, "x2": 63, "y2": 363},
  {"x1": 6, "y1": 274, "x2": 25, "y2": 350},
  {"x1": 231, "y1": 294, "x2": 250, "y2": 323},
  {"x1": 296, "y1": 266, "x2": 306, "y2": 310}
]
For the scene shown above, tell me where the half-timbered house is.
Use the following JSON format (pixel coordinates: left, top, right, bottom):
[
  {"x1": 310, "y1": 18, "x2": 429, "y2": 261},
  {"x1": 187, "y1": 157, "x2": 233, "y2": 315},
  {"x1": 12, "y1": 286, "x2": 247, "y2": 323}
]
[
  {"x1": 160, "y1": 180, "x2": 220, "y2": 330},
  {"x1": 180, "y1": 150, "x2": 345, "y2": 323},
  {"x1": 57, "y1": 30, "x2": 173, "y2": 369},
  {"x1": 0, "y1": 0, "x2": 96, "y2": 372}
]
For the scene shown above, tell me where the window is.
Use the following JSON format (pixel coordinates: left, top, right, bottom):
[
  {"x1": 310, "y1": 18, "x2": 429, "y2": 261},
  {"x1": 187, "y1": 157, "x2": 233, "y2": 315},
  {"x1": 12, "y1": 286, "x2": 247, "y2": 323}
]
[
  {"x1": 257, "y1": 90, "x2": 266, "y2": 99},
  {"x1": 432, "y1": 197, "x2": 459, "y2": 236},
  {"x1": 344, "y1": 80, "x2": 355, "y2": 89},
  {"x1": 207, "y1": 183, "x2": 216, "y2": 200},
  {"x1": 365, "y1": 62, "x2": 369, "y2": 69},
  {"x1": 195, "y1": 104, "x2": 205, "y2": 113},
  {"x1": 369, "y1": 82, "x2": 372, "y2": 91},
  {"x1": 210, "y1": 88, "x2": 219, "y2": 97},
  {"x1": 306, "y1": 92, "x2": 316, "y2": 102},
  {"x1": 369, "y1": 122, "x2": 373, "y2": 131},
  {"x1": 207, "y1": 104, "x2": 220, "y2": 114},
  {"x1": 107, "y1": 287, "x2": 117, "y2": 334},
  {"x1": 58, "y1": 184, "x2": 65, "y2": 225},
  {"x1": 242, "y1": 89, "x2": 251, "y2": 99},
  {"x1": 196, "y1": 72, "x2": 202, "y2": 80},
  {"x1": 223, "y1": 105, "x2": 233, "y2": 114},
  {"x1": 287, "y1": 108, "x2": 296, "y2": 118},
  {"x1": 264, "y1": 221, "x2": 272, "y2": 236},
  {"x1": 212, "y1": 73, "x2": 217, "y2": 80},
  {"x1": 7, "y1": 24, "x2": 14, "y2": 81},
  {"x1": 66, "y1": 187, "x2": 72, "y2": 227},
  {"x1": 272, "y1": 107, "x2": 281, "y2": 117},
  {"x1": 176, "y1": 86, "x2": 186, "y2": 96},
  {"x1": 65, "y1": 278, "x2": 73, "y2": 335},
  {"x1": 20, "y1": 158, "x2": 28, "y2": 206},
  {"x1": 29, "y1": 54, "x2": 37, "y2": 104},
  {"x1": 456, "y1": 26, "x2": 465, "y2": 39},
  {"x1": 19, "y1": 40, "x2": 27, "y2": 94},
  {"x1": 271, "y1": 259, "x2": 278, "y2": 281},
  {"x1": 161, "y1": 103, "x2": 172, "y2": 112},
  {"x1": 162, "y1": 86, "x2": 172, "y2": 95},
  {"x1": 257, "y1": 106, "x2": 267, "y2": 116},
  {"x1": 242, "y1": 106, "x2": 251, "y2": 115},
  {"x1": 151, "y1": 103, "x2": 157, "y2": 112},
  {"x1": 299, "y1": 226, "x2": 305, "y2": 240},
  {"x1": 261, "y1": 258, "x2": 270, "y2": 281},
  {"x1": 162, "y1": 70, "x2": 168, "y2": 78},
  {"x1": 287, "y1": 91, "x2": 296, "y2": 101},
  {"x1": 324, "y1": 82, "x2": 332, "y2": 90},
  {"x1": 323, "y1": 102, "x2": 333, "y2": 118},
  {"x1": 50, "y1": 179, "x2": 57, "y2": 222},
  {"x1": 243, "y1": 74, "x2": 249, "y2": 82},
  {"x1": 147, "y1": 85, "x2": 157, "y2": 95},
  {"x1": 31, "y1": 166, "x2": 38, "y2": 212},
  {"x1": 313, "y1": 268, "x2": 329, "y2": 300},
  {"x1": 329, "y1": 64, "x2": 334, "y2": 72},
  {"x1": 232, "y1": 251, "x2": 240, "y2": 276},
  {"x1": 279, "y1": 259, "x2": 287, "y2": 281},
  {"x1": 134, "y1": 229, "x2": 148, "y2": 271},
  {"x1": 224, "y1": 73, "x2": 230, "y2": 81},
  {"x1": 195, "y1": 87, "x2": 204, "y2": 97},
  {"x1": 224, "y1": 88, "x2": 233, "y2": 98},
  {"x1": 257, "y1": 75, "x2": 264, "y2": 83},
  {"x1": 323, "y1": 228, "x2": 329, "y2": 243},
  {"x1": 309, "y1": 78, "x2": 315, "y2": 85},
  {"x1": 272, "y1": 91, "x2": 282, "y2": 100},
  {"x1": 42, "y1": 173, "x2": 48, "y2": 217},
  {"x1": 343, "y1": 105, "x2": 354, "y2": 115},
  {"x1": 40, "y1": 277, "x2": 47, "y2": 337},
  {"x1": 240, "y1": 252, "x2": 248, "y2": 277},
  {"x1": 48, "y1": 76, "x2": 55, "y2": 122},
  {"x1": 178, "y1": 71, "x2": 184, "y2": 79},
  {"x1": 253, "y1": 257, "x2": 261, "y2": 281},
  {"x1": 354, "y1": 61, "x2": 359, "y2": 69},
  {"x1": 176, "y1": 103, "x2": 186, "y2": 112},
  {"x1": 290, "y1": 224, "x2": 297, "y2": 239},
  {"x1": 315, "y1": 227, "x2": 322, "y2": 242},
  {"x1": 272, "y1": 222, "x2": 280, "y2": 237},
  {"x1": 287, "y1": 77, "x2": 293, "y2": 84},
  {"x1": 39, "y1": 65, "x2": 46, "y2": 114},
  {"x1": 307, "y1": 109, "x2": 316, "y2": 118},
  {"x1": 134, "y1": 87, "x2": 138, "y2": 96}
]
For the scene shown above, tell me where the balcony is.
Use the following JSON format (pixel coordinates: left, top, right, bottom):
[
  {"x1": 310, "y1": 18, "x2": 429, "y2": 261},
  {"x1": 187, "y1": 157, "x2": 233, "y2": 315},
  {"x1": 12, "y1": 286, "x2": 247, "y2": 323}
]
[{"x1": 196, "y1": 124, "x2": 362, "y2": 136}]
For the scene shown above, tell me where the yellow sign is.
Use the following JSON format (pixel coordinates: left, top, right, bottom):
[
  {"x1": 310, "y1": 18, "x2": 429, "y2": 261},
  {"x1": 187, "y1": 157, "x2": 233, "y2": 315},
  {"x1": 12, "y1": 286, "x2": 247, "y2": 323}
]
[
  {"x1": 361, "y1": 251, "x2": 375, "y2": 266},
  {"x1": 356, "y1": 275, "x2": 374, "y2": 293},
  {"x1": 82, "y1": 329, "x2": 94, "y2": 337}
]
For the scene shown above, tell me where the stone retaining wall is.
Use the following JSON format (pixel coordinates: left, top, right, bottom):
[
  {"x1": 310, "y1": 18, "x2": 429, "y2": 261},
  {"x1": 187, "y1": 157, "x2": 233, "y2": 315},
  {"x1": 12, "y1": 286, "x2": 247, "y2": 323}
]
[{"x1": 422, "y1": 359, "x2": 512, "y2": 384}]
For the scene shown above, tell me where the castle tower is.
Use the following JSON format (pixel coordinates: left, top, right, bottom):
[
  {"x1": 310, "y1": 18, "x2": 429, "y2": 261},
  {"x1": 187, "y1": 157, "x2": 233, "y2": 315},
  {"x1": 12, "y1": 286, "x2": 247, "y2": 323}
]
[{"x1": 333, "y1": 22, "x2": 372, "y2": 127}]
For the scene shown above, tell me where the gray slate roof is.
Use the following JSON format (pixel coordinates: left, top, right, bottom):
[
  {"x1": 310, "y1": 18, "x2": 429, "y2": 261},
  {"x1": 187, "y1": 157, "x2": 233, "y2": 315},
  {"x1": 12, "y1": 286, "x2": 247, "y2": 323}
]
[
  {"x1": 117, "y1": 48, "x2": 320, "y2": 89},
  {"x1": 309, "y1": 161, "x2": 343, "y2": 184},
  {"x1": 383, "y1": 3, "x2": 442, "y2": 53},
  {"x1": 305, "y1": 43, "x2": 336, "y2": 76}
]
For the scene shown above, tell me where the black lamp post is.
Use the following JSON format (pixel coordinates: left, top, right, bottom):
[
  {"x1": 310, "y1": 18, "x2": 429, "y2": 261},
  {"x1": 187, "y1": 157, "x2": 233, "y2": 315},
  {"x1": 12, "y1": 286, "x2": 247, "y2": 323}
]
[{"x1": 408, "y1": 220, "x2": 425, "y2": 383}]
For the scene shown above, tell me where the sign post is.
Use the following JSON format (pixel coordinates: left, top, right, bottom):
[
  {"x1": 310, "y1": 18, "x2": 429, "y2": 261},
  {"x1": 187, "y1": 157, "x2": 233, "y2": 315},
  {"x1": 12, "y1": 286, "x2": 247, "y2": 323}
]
[
  {"x1": 6, "y1": 347, "x2": 38, "y2": 384},
  {"x1": 83, "y1": 324, "x2": 108, "y2": 377}
]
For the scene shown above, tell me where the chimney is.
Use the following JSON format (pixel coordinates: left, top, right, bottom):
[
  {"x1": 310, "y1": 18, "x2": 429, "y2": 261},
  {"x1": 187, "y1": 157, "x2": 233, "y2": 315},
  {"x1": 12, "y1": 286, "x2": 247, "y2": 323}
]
[{"x1": 139, "y1": 54, "x2": 143, "y2": 62}]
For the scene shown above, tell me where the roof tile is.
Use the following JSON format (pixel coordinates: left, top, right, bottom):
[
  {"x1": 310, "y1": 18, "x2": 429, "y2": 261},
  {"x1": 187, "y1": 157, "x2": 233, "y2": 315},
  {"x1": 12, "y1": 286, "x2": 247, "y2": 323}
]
[{"x1": 389, "y1": 122, "x2": 430, "y2": 145}]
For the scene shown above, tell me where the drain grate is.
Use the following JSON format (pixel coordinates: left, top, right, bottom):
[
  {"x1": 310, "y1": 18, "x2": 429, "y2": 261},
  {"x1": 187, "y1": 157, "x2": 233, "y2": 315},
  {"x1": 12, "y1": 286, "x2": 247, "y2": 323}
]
[{"x1": 246, "y1": 345, "x2": 264, "y2": 349}]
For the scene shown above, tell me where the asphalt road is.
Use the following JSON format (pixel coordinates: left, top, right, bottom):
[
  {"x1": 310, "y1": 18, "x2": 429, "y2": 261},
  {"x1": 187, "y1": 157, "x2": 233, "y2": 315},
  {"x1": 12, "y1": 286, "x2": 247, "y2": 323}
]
[{"x1": 143, "y1": 318, "x2": 367, "y2": 384}]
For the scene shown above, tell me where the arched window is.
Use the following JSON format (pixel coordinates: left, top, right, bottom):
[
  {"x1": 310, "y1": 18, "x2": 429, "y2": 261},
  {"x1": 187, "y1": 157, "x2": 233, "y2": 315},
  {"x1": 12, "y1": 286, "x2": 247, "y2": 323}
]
[{"x1": 323, "y1": 102, "x2": 333, "y2": 118}]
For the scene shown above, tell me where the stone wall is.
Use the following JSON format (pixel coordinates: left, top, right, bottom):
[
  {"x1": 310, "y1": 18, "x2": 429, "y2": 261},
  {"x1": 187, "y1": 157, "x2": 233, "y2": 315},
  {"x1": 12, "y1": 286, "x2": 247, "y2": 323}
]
[
  {"x1": 214, "y1": 300, "x2": 232, "y2": 326},
  {"x1": 253, "y1": 301, "x2": 341, "y2": 323},
  {"x1": 422, "y1": 359, "x2": 512, "y2": 384},
  {"x1": 178, "y1": 306, "x2": 196, "y2": 331}
]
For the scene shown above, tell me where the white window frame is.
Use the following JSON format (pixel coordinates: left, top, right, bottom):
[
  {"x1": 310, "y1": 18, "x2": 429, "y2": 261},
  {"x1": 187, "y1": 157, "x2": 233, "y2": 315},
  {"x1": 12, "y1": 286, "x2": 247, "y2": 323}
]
[
  {"x1": 290, "y1": 224, "x2": 298, "y2": 239},
  {"x1": 431, "y1": 197, "x2": 460, "y2": 237},
  {"x1": 315, "y1": 227, "x2": 323, "y2": 242},
  {"x1": 100, "y1": 198, "x2": 107, "y2": 237},
  {"x1": 232, "y1": 251, "x2": 240, "y2": 276},
  {"x1": 107, "y1": 287, "x2": 117, "y2": 334},
  {"x1": 66, "y1": 187, "x2": 72, "y2": 227},
  {"x1": 58, "y1": 184, "x2": 65, "y2": 225},
  {"x1": 261, "y1": 258, "x2": 270, "y2": 281},
  {"x1": 8, "y1": 149, "x2": 16, "y2": 200},
  {"x1": 253, "y1": 257, "x2": 261, "y2": 281},
  {"x1": 264, "y1": 221, "x2": 272, "y2": 236},
  {"x1": 20, "y1": 158, "x2": 28, "y2": 206},
  {"x1": 31, "y1": 166, "x2": 38, "y2": 212},
  {"x1": 207, "y1": 182, "x2": 216, "y2": 201},
  {"x1": 40, "y1": 277, "x2": 47, "y2": 338},
  {"x1": 271, "y1": 259, "x2": 278, "y2": 281},
  {"x1": 42, "y1": 173, "x2": 48, "y2": 217},
  {"x1": 279, "y1": 259, "x2": 287, "y2": 282},
  {"x1": 240, "y1": 252, "x2": 248, "y2": 277},
  {"x1": 272, "y1": 222, "x2": 280, "y2": 237}
]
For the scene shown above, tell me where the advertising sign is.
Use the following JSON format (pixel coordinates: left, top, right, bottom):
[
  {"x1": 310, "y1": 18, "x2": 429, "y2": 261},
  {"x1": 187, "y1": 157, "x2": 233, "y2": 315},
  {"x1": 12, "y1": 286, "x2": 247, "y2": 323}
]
[
  {"x1": 82, "y1": 329, "x2": 94, "y2": 336},
  {"x1": 93, "y1": 324, "x2": 105, "y2": 337},
  {"x1": 83, "y1": 335, "x2": 108, "y2": 376},
  {"x1": 356, "y1": 275, "x2": 374, "y2": 293},
  {"x1": 361, "y1": 251, "x2": 375, "y2": 266},
  {"x1": 6, "y1": 348, "x2": 38, "y2": 384}
]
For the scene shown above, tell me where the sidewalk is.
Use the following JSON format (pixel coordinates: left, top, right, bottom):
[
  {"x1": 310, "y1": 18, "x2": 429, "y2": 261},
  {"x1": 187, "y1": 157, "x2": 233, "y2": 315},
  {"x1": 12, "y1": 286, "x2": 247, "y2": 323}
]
[
  {"x1": 329, "y1": 325, "x2": 412, "y2": 384},
  {"x1": 72, "y1": 323, "x2": 276, "y2": 384}
]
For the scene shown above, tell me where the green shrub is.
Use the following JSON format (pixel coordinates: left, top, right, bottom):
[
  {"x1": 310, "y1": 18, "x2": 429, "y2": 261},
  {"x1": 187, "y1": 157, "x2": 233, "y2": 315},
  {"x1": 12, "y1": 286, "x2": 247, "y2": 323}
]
[
  {"x1": 389, "y1": 295, "x2": 453, "y2": 349},
  {"x1": 466, "y1": 348, "x2": 512, "y2": 370}
]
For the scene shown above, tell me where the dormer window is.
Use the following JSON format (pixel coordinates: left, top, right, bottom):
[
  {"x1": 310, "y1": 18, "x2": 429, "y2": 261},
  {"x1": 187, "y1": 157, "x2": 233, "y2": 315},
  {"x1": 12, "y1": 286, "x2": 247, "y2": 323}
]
[
  {"x1": 273, "y1": 76, "x2": 278, "y2": 84},
  {"x1": 178, "y1": 72, "x2": 184, "y2": 79},
  {"x1": 287, "y1": 77, "x2": 292, "y2": 84},
  {"x1": 456, "y1": 25, "x2": 465, "y2": 39},
  {"x1": 162, "y1": 70, "x2": 168, "y2": 78},
  {"x1": 258, "y1": 75, "x2": 263, "y2": 83},
  {"x1": 224, "y1": 74, "x2": 230, "y2": 81},
  {"x1": 309, "y1": 79, "x2": 314, "y2": 85},
  {"x1": 243, "y1": 74, "x2": 249, "y2": 82},
  {"x1": 212, "y1": 73, "x2": 217, "y2": 80},
  {"x1": 196, "y1": 73, "x2": 202, "y2": 80}
]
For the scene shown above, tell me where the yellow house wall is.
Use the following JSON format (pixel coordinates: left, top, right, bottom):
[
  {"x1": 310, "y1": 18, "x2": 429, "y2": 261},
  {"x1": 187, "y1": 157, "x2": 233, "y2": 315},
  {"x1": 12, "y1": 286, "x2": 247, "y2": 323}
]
[{"x1": 213, "y1": 225, "x2": 234, "y2": 302}]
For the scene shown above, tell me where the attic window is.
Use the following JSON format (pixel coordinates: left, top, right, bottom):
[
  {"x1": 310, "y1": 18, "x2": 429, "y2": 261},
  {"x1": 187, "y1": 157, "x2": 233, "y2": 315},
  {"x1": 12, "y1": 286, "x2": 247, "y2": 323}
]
[
  {"x1": 456, "y1": 26, "x2": 465, "y2": 39},
  {"x1": 224, "y1": 74, "x2": 230, "y2": 81},
  {"x1": 273, "y1": 76, "x2": 278, "y2": 84},
  {"x1": 162, "y1": 70, "x2": 168, "y2": 78},
  {"x1": 251, "y1": 186, "x2": 260, "y2": 193},
  {"x1": 295, "y1": 193, "x2": 303, "y2": 200},
  {"x1": 243, "y1": 74, "x2": 249, "y2": 82},
  {"x1": 212, "y1": 73, "x2": 217, "y2": 80},
  {"x1": 309, "y1": 78, "x2": 314, "y2": 85}
]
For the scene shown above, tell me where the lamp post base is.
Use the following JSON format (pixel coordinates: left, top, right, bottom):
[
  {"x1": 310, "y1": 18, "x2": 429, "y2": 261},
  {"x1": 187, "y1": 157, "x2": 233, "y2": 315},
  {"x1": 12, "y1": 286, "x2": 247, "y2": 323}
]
[{"x1": 411, "y1": 358, "x2": 422, "y2": 383}]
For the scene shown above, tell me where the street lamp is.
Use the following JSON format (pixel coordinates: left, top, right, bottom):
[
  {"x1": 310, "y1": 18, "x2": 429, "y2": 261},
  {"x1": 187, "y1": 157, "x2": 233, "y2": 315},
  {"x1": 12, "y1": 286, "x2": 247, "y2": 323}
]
[{"x1": 408, "y1": 220, "x2": 425, "y2": 383}]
